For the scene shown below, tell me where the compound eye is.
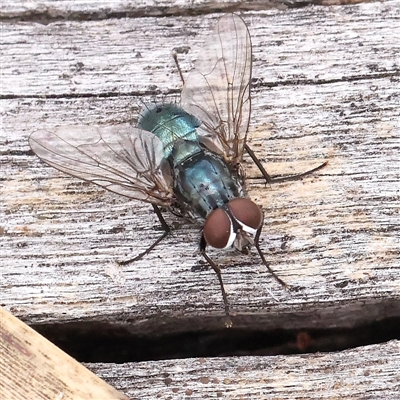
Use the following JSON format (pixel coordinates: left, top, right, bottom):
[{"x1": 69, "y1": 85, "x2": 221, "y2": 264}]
[
  {"x1": 228, "y1": 198, "x2": 263, "y2": 230},
  {"x1": 203, "y1": 208, "x2": 232, "y2": 249}
]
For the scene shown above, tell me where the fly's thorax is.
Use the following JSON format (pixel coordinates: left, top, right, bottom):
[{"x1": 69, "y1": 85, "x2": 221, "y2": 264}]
[
  {"x1": 138, "y1": 104, "x2": 201, "y2": 158},
  {"x1": 172, "y1": 147, "x2": 243, "y2": 221},
  {"x1": 169, "y1": 140, "x2": 203, "y2": 166},
  {"x1": 203, "y1": 198, "x2": 263, "y2": 252}
]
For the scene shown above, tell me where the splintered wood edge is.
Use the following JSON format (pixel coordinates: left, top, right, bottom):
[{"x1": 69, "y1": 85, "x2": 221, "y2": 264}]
[{"x1": 0, "y1": 307, "x2": 128, "y2": 400}]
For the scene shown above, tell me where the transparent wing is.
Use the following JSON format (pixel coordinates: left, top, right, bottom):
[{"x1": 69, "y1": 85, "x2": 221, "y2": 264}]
[
  {"x1": 181, "y1": 13, "x2": 252, "y2": 165},
  {"x1": 29, "y1": 124, "x2": 173, "y2": 206}
]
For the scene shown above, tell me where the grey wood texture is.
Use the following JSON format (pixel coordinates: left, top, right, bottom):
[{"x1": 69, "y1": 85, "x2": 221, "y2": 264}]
[
  {"x1": 85, "y1": 340, "x2": 400, "y2": 399},
  {"x1": 0, "y1": 0, "x2": 361, "y2": 20},
  {"x1": 1, "y1": 0, "x2": 399, "y2": 397},
  {"x1": 2, "y1": 0, "x2": 399, "y2": 329}
]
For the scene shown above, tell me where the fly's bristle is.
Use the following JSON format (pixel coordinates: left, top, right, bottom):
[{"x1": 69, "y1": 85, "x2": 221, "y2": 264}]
[{"x1": 138, "y1": 94, "x2": 181, "y2": 125}]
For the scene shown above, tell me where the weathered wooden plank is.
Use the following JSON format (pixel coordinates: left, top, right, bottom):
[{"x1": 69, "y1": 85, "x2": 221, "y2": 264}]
[
  {"x1": 86, "y1": 340, "x2": 400, "y2": 399},
  {"x1": 1, "y1": 0, "x2": 369, "y2": 20},
  {"x1": 1, "y1": 1, "x2": 399, "y2": 334},
  {"x1": 0, "y1": 0, "x2": 286, "y2": 19},
  {"x1": 2, "y1": 3, "x2": 399, "y2": 97},
  {"x1": 0, "y1": 307, "x2": 129, "y2": 400}
]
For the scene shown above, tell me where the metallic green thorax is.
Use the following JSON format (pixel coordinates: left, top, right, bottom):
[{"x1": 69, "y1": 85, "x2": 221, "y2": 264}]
[
  {"x1": 139, "y1": 104, "x2": 243, "y2": 220},
  {"x1": 139, "y1": 104, "x2": 201, "y2": 165}
]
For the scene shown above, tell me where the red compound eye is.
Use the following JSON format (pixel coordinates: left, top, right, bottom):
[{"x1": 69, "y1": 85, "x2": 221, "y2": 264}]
[
  {"x1": 203, "y1": 208, "x2": 232, "y2": 249},
  {"x1": 228, "y1": 198, "x2": 263, "y2": 230}
]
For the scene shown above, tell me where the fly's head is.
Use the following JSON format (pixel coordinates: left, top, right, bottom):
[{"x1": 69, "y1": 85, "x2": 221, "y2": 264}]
[{"x1": 202, "y1": 198, "x2": 263, "y2": 253}]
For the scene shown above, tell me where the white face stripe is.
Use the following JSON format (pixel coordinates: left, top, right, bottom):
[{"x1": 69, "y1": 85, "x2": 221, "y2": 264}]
[
  {"x1": 222, "y1": 213, "x2": 258, "y2": 249},
  {"x1": 223, "y1": 218, "x2": 236, "y2": 249},
  {"x1": 231, "y1": 211, "x2": 258, "y2": 236},
  {"x1": 240, "y1": 223, "x2": 258, "y2": 236}
]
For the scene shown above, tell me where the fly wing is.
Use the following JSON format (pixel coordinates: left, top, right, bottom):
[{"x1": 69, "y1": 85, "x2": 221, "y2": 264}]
[
  {"x1": 181, "y1": 13, "x2": 252, "y2": 166},
  {"x1": 29, "y1": 124, "x2": 173, "y2": 206}
]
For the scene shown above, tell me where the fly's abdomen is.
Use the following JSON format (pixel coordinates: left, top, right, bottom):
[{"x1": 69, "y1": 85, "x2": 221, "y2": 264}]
[
  {"x1": 139, "y1": 104, "x2": 201, "y2": 159},
  {"x1": 173, "y1": 149, "x2": 243, "y2": 220}
]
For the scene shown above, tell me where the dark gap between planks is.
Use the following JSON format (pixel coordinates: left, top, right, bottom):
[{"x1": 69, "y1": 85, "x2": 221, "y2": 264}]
[{"x1": 31, "y1": 316, "x2": 400, "y2": 363}]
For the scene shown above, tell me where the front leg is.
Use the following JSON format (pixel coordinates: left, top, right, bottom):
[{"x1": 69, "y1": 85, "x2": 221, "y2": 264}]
[
  {"x1": 118, "y1": 205, "x2": 171, "y2": 266},
  {"x1": 200, "y1": 235, "x2": 233, "y2": 328}
]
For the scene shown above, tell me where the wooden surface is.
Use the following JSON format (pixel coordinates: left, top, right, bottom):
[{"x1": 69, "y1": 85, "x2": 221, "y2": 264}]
[
  {"x1": 0, "y1": 0, "x2": 371, "y2": 20},
  {"x1": 1, "y1": 0, "x2": 399, "y2": 397},
  {"x1": 86, "y1": 339, "x2": 400, "y2": 399},
  {"x1": 0, "y1": 307, "x2": 128, "y2": 400}
]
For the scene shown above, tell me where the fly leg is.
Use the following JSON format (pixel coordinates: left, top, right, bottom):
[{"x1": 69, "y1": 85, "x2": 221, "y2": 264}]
[
  {"x1": 245, "y1": 144, "x2": 272, "y2": 185},
  {"x1": 245, "y1": 144, "x2": 327, "y2": 184},
  {"x1": 200, "y1": 235, "x2": 233, "y2": 328},
  {"x1": 268, "y1": 161, "x2": 328, "y2": 183},
  {"x1": 172, "y1": 49, "x2": 186, "y2": 85},
  {"x1": 118, "y1": 205, "x2": 171, "y2": 266},
  {"x1": 254, "y1": 214, "x2": 288, "y2": 289}
]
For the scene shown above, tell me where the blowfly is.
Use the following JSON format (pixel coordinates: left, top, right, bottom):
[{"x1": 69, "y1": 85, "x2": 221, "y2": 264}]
[{"x1": 29, "y1": 14, "x2": 326, "y2": 325}]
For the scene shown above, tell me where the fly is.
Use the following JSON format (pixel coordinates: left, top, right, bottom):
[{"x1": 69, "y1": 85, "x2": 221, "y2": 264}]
[{"x1": 29, "y1": 14, "x2": 326, "y2": 326}]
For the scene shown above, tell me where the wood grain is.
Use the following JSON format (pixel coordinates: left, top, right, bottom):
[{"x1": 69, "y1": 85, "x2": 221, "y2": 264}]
[
  {"x1": 86, "y1": 340, "x2": 400, "y2": 399},
  {"x1": 0, "y1": 307, "x2": 128, "y2": 400},
  {"x1": 1, "y1": 0, "x2": 366, "y2": 21},
  {"x1": 1, "y1": 1, "x2": 399, "y2": 333},
  {"x1": 1, "y1": 1, "x2": 399, "y2": 398}
]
